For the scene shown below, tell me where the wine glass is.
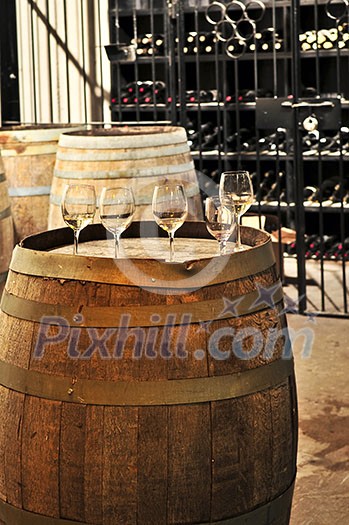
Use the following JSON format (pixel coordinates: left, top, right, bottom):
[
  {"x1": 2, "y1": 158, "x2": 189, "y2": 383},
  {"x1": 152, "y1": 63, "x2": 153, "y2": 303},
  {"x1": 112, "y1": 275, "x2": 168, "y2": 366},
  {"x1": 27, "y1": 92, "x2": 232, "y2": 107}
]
[
  {"x1": 219, "y1": 170, "x2": 254, "y2": 251},
  {"x1": 152, "y1": 183, "x2": 188, "y2": 262},
  {"x1": 205, "y1": 195, "x2": 235, "y2": 255},
  {"x1": 99, "y1": 187, "x2": 135, "y2": 259},
  {"x1": 61, "y1": 184, "x2": 96, "y2": 255}
]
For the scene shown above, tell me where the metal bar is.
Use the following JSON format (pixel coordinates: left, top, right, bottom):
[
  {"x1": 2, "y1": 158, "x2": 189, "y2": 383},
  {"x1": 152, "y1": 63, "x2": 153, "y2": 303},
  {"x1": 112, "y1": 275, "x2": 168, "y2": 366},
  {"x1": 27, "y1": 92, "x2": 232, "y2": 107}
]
[
  {"x1": 114, "y1": 1, "x2": 123, "y2": 123},
  {"x1": 214, "y1": 24, "x2": 222, "y2": 174},
  {"x1": 177, "y1": 0, "x2": 187, "y2": 128},
  {"x1": 234, "y1": 59, "x2": 241, "y2": 170},
  {"x1": 335, "y1": 39, "x2": 348, "y2": 313},
  {"x1": 194, "y1": 0, "x2": 203, "y2": 174},
  {"x1": 291, "y1": 0, "x2": 307, "y2": 313},
  {"x1": 97, "y1": 0, "x2": 105, "y2": 122},
  {"x1": 163, "y1": 3, "x2": 171, "y2": 122},
  {"x1": 222, "y1": 52, "x2": 228, "y2": 172},
  {"x1": 316, "y1": 143, "x2": 325, "y2": 311},
  {"x1": 30, "y1": 2, "x2": 38, "y2": 123},
  {"x1": 150, "y1": 0, "x2": 158, "y2": 122},
  {"x1": 167, "y1": 1, "x2": 177, "y2": 125},
  {"x1": 271, "y1": 0, "x2": 277, "y2": 96},
  {"x1": 314, "y1": 0, "x2": 320, "y2": 94},
  {"x1": 132, "y1": 1, "x2": 140, "y2": 123}
]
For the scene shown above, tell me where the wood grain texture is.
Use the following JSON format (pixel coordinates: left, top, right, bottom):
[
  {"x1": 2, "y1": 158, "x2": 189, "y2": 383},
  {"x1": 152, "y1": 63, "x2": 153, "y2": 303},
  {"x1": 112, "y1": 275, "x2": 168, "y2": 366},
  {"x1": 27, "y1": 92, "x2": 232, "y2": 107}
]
[
  {"x1": 167, "y1": 404, "x2": 211, "y2": 524},
  {"x1": 2, "y1": 391, "x2": 24, "y2": 509},
  {"x1": 103, "y1": 407, "x2": 138, "y2": 525},
  {"x1": 59, "y1": 403, "x2": 86, "y2": 521},
  {"x1": 21, "y1": 396, "x2": 60, "y2": 517},
  {"x1": 0, "y1": 386, "x2": 7, "y2": 503},
  {"x1": 0, "y1": 224, "x2": 297, "y2": 524},
  {"x1": 0, "y1": 174, "x2": 14, "y2": 277},
  {"x1": 137, "y1": 407, "x2": 168, "y2": 525},
  {"x1": 84, "y1": 406, "x2": 104, "y2": 524},
  {"x1": 3, "y1": 148, "x2": 53, "y2": 240}
]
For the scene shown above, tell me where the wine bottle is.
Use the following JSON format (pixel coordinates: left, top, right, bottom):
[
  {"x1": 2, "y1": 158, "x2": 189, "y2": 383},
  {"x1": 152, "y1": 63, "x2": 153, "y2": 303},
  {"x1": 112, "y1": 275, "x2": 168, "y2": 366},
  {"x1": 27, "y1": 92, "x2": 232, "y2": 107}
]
[
  {"x1": 299, "y1": 30, "x2": 316, "y2": 51},
  {"x1": 258, "y1": 28, "x2": 284, "y2": 52},
  {"x1": 153, "y1": 34, "x2": 164, "y2": 55},
  {"x1": 202, "y1": 32, "x2": 216, "y2": 54},
  {"x1": 201, "y1": 131, "x2": 219, "y2": 150},
  {"x1": 134, "y1": 34, "x2": 152, "y2": 56},
  {"x1": 186, "y1": 32, "x2": 197, "y2": 44},
  {"x1": 226, "y1": 38, "x2": 246, "y2": 57},
  {"x1": 199, "y1": 90, "x2": 216, "y2": 102},
  {"x1": 256, "y1": 170, "x2": 276, "y2": 201},
  {"x1": 264, "y1": 171, "x2": 286, "y2": 202}
]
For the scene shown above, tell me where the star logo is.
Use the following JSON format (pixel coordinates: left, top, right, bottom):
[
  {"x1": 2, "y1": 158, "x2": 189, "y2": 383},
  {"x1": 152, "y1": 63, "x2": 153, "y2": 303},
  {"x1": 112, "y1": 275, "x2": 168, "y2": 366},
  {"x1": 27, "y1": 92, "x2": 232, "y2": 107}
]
[
  {"x1": 196, "y1": 319, "x2": 214, "y2": 333},
  {"x1": 218, "y1": 296, "x2": 244, "y2": 318},
  {"x1": 279, "y1": 293, "x2": 306, "y2": 316},
  {"x1": 249, "y1": 282, "x2": 283, "y2": 311},
  {"x1": 306, "y1": 311, "x2": 319, "y2": 324}
]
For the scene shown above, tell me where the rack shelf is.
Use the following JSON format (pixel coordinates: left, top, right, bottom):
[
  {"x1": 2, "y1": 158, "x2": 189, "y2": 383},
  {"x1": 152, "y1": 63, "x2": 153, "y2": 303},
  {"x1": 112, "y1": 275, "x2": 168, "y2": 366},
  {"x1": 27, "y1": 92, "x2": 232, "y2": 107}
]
[{"x1": 250, "y1": 203, "x2": 349, "y2": 213}]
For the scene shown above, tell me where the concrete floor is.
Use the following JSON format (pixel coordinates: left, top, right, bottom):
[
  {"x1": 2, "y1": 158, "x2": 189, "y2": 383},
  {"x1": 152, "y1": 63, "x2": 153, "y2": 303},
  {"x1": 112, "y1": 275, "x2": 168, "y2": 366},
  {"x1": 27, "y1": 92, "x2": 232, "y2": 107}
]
[
  {"x1": 283, "y1": 257, "x2": 349, "y2": 315},
  {"x1": 288, "y1": 314, "x2": 349, "y2": 525}
]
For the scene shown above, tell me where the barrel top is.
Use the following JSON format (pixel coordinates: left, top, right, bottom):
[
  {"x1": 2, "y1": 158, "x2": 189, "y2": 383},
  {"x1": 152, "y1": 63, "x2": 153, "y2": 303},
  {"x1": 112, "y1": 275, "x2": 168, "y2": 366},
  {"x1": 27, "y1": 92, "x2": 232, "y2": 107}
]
[
  {"x1": 0, "y1": 124, "x2": 85, "y2": 145},
  {"x1": 0, "y1": 124, "x2": 83, "y2": 132},
  {"x1": 65, "y1": 126, "x2": 181, "y2": 137},
  {"x1": 9, "y1": 223, "x2": 275, "y2": 290},
  {"x1": 58, "y1": 125, "x2": 188, "y2": 149}
]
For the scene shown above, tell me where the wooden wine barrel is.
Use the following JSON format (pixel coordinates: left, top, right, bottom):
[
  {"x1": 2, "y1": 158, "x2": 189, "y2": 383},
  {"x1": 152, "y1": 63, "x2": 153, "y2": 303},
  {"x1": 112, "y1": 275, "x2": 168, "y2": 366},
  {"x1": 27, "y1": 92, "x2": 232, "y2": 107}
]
[
  {"x1": 0, "y1": 124, "x2": 83, "y2": 241},
  {"x1": 0, "y1": 160, "x2": 14, "y2": 298},
  {"x1": 48, "y1": 126, "x2": 203, "y2": 229},
  {"x1": 0, "y1": 223, "x2": 297, "y2": 525}
]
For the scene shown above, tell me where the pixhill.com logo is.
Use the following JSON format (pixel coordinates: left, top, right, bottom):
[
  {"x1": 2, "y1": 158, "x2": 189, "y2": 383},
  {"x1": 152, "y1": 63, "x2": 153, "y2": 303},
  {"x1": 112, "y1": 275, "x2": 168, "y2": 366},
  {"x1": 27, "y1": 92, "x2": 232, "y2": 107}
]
[{"x1": 33, "y1": 284, "x2": 315, "y2": 362}]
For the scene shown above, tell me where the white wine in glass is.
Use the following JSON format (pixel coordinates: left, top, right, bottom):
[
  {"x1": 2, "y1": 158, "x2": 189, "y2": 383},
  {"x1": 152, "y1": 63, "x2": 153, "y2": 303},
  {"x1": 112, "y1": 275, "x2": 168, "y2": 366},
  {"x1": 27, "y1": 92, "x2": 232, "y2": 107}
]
[
  {"x1": 219, "y1": 170, "x2": 254, "y2": 251},
  {"x1": 99, "y1": 187, "x2": 135, "y2": 258},
  {"x1": 152, "y1": 184, "x2": 188, "y2": 262},
  {"x1": 205, "y1": 195, "x2": 235, "y2": 255},
  {"x1": 61, "y1": 184, "x2": 96, "y2": 255}
]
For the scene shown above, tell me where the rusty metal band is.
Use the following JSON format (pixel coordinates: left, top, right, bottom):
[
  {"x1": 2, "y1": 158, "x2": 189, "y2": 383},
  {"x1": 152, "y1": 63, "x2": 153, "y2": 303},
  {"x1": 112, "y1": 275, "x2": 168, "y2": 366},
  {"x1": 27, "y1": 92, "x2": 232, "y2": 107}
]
[
  {"x1": 9, "y1": 239, "x2": 275, "y2": 288},
  {"x1": 1, "y1": 284, "x2": 284, "y2": 327},
  {"x1": 0, "y1": 480, "x2": 295, "y2": 524},
  {"x1": 0, "y1": 357, "x2": 294, "y2": 406},
  {"x1": 0, "y1": 206, "x2": 11, "y2": 221}
]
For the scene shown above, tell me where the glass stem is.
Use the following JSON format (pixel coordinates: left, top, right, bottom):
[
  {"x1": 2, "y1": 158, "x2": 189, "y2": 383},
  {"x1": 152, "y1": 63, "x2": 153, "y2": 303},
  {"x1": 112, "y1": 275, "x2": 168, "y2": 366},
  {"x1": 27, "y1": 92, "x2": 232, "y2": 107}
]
[
  {"x1": 73, "y1": 229, "x2": 80, "y2": 255},
  {"x1": 114, "y1": 233, "x2": 120, "y2": 259},
  {"x1": 219, "y1": 239, "x2": 227, "y2": 255},
  {"x1": 169, "y1": 232, "x2": 174, "y2": 262},
  {"x1": 236, "y1": 214, "x2": 241, "y2": 249}
]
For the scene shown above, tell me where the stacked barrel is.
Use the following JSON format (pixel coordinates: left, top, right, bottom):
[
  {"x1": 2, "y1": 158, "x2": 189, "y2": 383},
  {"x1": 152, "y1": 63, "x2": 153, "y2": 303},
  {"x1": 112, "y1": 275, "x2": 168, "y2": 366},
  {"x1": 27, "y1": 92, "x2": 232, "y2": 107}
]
[
  {"x1": 0, "y1": 125, "x2": 84, "y2": 297},
  {"x1": 0, "y1": 125, "x2": 84, "y2": 242},
  {"x1": 0, "y1": 157, "x2": 13, "y2": 298}
]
